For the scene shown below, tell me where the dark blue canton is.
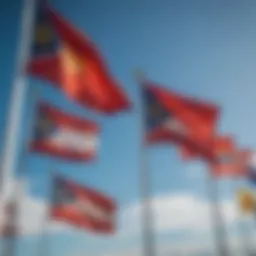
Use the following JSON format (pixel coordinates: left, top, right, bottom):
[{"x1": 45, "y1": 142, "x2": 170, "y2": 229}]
[
  {"x1": 52, "y1": 176, "x2": 75, "y2": 205},
  {"x1": 248, "y1": 165, "x2": 256, "y2": 185},
  {"x1": 34, "y1": 108, "x2": 57, "y2": 140},
  {"x1": 143, "y1": 87, "x2": 171, "y2": 132},
  {"x1": 31, "y1": 0, "x2": 59, "y2": 57}
]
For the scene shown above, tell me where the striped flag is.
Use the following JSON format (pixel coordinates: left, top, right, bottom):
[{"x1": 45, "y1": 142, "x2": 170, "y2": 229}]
[
  {"x1": 30, "y1": 102, "x2": 99, "y2": 161},
  {"x1": 51, "y1": 175, "x2": 116, "y2": 233}
]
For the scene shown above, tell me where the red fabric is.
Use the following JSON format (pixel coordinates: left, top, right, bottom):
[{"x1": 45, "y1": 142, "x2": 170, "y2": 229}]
[
  {"x1": 145, "y1": 83, "x2": 219, "y2": 161},
  {"x1": 30, "y1": 102, "x2": 99, "y2": 161},
  {"x1": 212, "y1": 145, "x2": 252, "y2": 177},
  {"x1": 27, "y1": 55, "x2": 60, "y2": 85},
  {"x1": 27, "y1": 6, "x2": 130, "y2": 114},
  {"x1": 51, "y1": 178, "x2": 116, "y2": 234}
]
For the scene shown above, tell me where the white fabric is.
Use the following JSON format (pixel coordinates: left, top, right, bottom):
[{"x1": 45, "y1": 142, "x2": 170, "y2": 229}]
[
  {"x1": 48, "y1": 128, "x2": 98, "y2": 152},
  {"x1": 74, "y1": 198, "x2": 113, "y2": 222},
  {"x1": 163, "y1": 118, "x2": 187, "y2": 135}
]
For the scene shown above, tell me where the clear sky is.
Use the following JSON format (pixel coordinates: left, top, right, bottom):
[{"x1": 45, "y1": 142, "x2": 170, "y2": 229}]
[{"x1": 1, "y1": 0, "x2": 256, "y2": 256}]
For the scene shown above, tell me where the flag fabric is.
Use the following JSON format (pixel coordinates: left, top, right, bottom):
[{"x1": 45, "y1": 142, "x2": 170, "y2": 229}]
[
  {"x1": 143, "y1": 81, "x2": 219, "y2": 160},
  {"x1": 27, "y1": 2, "x2": 130, "y2": 114},
  {"x1": 210, "y1": 136, "x2": 236, "y2": 176},
  {"x1": 27, "y1": 0, "x2": 60, "y2": 84},
  {"x1": 30, "y1": 102, "x2": 99, "y2": 161},
  {"x1": 51, "y1": 175, "x2": 116, "y2": 233},
  {"x1": 246, "y1": 151, "x2": 256, "y2": 185},
  {"x1": 180, "y1": 135, "x2": 233, "y2": 163},
  {"x1": 211, "y1": 139, "x2": 251, "y2": 177},
  {"x1": 237, "y1": 188, "x2": 256, "y2": 215}
]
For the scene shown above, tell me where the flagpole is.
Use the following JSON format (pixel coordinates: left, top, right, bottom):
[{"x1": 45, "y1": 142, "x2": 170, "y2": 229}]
[
  {"x1": 37, "y1": 167, "x2": 55, "y2": 256},
  {"x1": 0, "y1": 0, "x2": 36, "y2": 196},
  {"x1": 134, "y1": 70, "x2": 156, "y2": 256},
  {"x1": 206, "y1": 169, "x2": 230, "y2": 256},
  {"x1": 1, "y1": 86, "x2": 40, "y2": 256}
]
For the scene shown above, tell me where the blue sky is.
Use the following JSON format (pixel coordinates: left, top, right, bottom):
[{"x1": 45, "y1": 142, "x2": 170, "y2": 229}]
[{"x1": 1, "y1": 0, "x2": 256, "y2": 255}]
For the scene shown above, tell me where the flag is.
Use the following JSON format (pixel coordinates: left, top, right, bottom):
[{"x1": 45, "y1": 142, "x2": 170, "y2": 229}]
[
  {"x1": 246, "y1": 151, "x2": 256, "y2": 185},
  {"x1": 143, "y1": 81, "x2": 219, "y2": 160},
  {"x1": 180, "y1": 135, "x2": 233, "y2": 163},
  {"x1": 51, "y1": 175, "x2": 116, "y2": 233},
  {"x1": 27, "y1": 2, "x2": 130, "y2": 114},
  {"x1": 27, "y1": 0, "x2": 60, "y2": 84},
  {"x1": 211, "y1": 138, "x2": 251, "y2": 177},
  {"x1": 30, "y1": 102, "x2": 99, "y2": 161},
  {"x1": 237, "y1": 188, "x2": 256, "y2": 215}
]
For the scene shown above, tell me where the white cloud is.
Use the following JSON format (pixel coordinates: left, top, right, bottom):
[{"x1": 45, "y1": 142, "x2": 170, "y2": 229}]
[
  {"x1": 0, "y1": 179, "x2": 68, "y2": 236},
  {"x1": 119, "y1": 192, "x2": 239, "y2": 236},
  {"x1": 0, "y1": 177, "x2": 254, "y2": 256}
]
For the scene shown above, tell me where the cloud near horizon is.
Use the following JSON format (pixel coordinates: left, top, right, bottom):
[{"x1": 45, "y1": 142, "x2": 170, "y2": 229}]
[{"x1": 0, "y1": 179, "x2": 242, "y2": 237}]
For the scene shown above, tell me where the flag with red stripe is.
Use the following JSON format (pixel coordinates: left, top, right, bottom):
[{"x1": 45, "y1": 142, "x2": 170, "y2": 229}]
[
  {"x1": 51, "y1": 175, "x2": 116, "y2": 234},
  {"x1": 30, "y1": 102, "x2": 99, "y2": 161},
  {"x1": 27, "y1": 1, "x2": 131, "y2": 114}
]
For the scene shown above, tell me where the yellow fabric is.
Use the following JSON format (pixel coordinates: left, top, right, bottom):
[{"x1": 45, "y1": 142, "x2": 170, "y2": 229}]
[
  {"x1": 60, "y1": 44, "x2": 83, "y2": 74},
  {"x1": 237, "y1": 189, "x2": 256, "y2": 214}
]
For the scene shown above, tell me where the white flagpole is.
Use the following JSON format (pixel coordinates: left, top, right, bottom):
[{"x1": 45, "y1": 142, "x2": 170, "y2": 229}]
[
  {"x1": 135, "y1": 70, "x2": 156, "y2": 256},
  {"x1": 206, "y1": 170, "x2": 230, "y2": 256},
  {"x1": 0, "y1": 0, "x2": 36, "y2": 197}
]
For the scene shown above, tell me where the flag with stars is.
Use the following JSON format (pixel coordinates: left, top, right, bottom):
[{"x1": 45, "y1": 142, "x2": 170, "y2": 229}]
[
  {"x1": 143, "y1": 81, "x2": 219, "y2": 161},
  {"x1": 51, "y1": 175, "x2": 116, "y2": 234},
  {"x1": 30, "y1": 101, "x2": 99, "y2": 161},
  {"x1": 27, "y1": 2, "x2": 131, "y2": 114},
  {"x1": 26, "y1": 0, "x2": 60, "y2": 84}
]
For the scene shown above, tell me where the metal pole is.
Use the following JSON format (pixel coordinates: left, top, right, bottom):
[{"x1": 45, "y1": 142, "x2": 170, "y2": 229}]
[
  {"x1": 206, "y1": 170, "x2": 230, "y2": 256},
  {"x1": 37, "y1": 166, "x2": 56, "y2": 256},
  {"x1": 1, "y1": 87, "x2": 40, "y2": 256},
  {"x1": 0, "y1": 0, "x2": 36, "y2": 196},
  {"x1": 135, "y1": 70, "x2": 156, "y2": 256}
]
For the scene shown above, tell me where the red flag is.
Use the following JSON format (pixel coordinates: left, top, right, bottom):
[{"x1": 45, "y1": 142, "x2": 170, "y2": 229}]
[
  {"x1": 51, "y1": 176, "x2": 116, "y2": 234},
  {"x1": 27, "y1": 3, "x2": 130, "y2": 114},
  {"x1": 211, "y1": 138, "x2": 251, "y2": 177},
  {"x1": 144, "y1": 81, "x2": 219, "y2": 160},
  {"x1": 30, "y1": 102, "x2": 99, "y2": 161}
]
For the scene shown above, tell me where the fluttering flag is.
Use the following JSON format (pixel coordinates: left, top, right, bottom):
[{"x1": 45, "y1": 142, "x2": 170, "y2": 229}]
[
  {"x1": 143, "y1": 81, "x2": 219, "y2": 160},
  {"x1": 30, "y1": 102, "x2": 99, "y2": 161},
  {"x1": 237, "y1": 188, "x2": 256, "y2": 215},
  {"x1": 210, "y1": 136, "x2": 237, "y2": 176},
  {"x1": 211, "y1": 140, "x2": 251, "y2": 177},
  {"x1": 246, "y1": 151, "x2": 256, "y2": 185},
  {"x1": 27, "y1": 1, "x2": 130, "y2": 114},
  {"x1": 51, "y1": 175, "x2": 116, "y2": 233}
]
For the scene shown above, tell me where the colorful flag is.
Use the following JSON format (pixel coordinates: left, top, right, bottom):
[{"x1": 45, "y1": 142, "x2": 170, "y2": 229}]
[
  {"x1": 27, "y1": 0, "x2": 60, "y2": 84},
  {"x1": 30, "y1": 102, "x2": 99, "y2": 161},
  {"x1": 27, "y1": 2, "x2": 130, "y2": 114},
  {"x1": 237, "y1": 188, "x2": 256, "y2": 215},
  {"x1": 51, "y1": 175, "x2": 116, "y2": 233},
  {"x1": 143, "y1": 81, "x2": 219, "y2": 160},
  {"x1": 211, "y1": 139, "x2": 251, "y2": 177},
  {"x1": 246, "y1": 151, "x2": 256, "y2": 184},
  {"x1": 180, "y1": 135, "x2": 233, "y2": 164}
]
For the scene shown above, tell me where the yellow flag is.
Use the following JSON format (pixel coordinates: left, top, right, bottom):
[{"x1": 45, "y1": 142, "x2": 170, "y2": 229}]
[{"x1": 237, "y1": 188, "x2": 256, "y2": 215}]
